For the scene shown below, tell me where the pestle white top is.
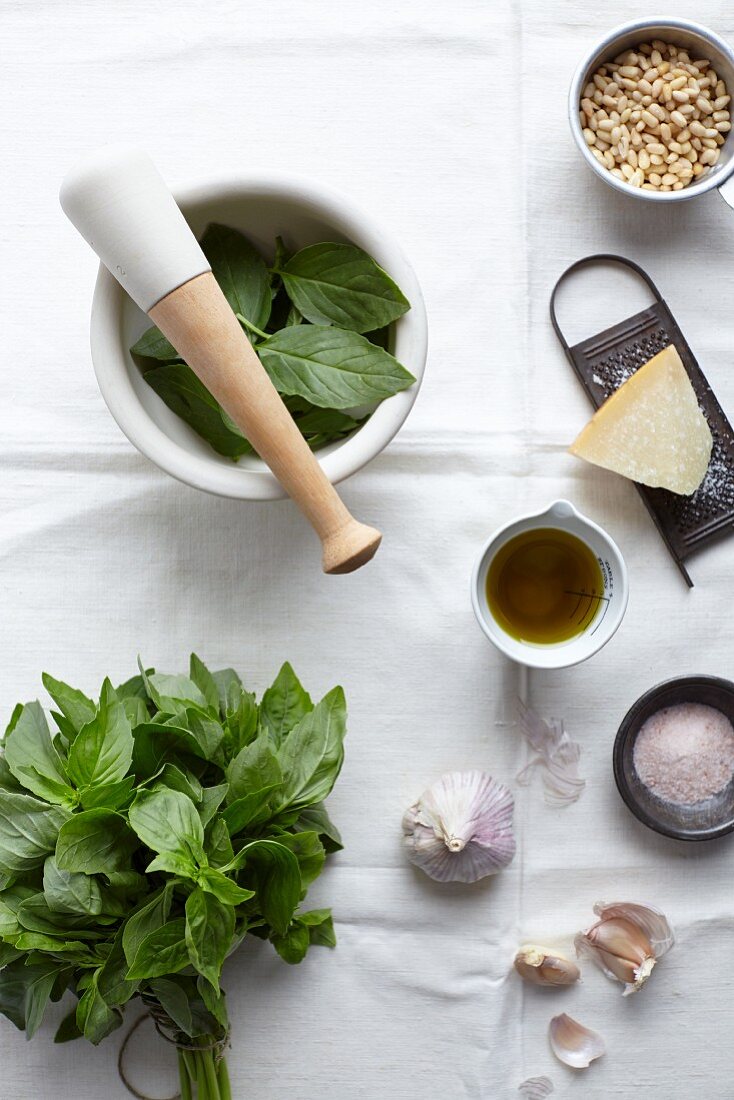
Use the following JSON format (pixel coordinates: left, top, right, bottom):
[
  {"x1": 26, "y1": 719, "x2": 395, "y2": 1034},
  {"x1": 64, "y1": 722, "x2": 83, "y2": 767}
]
[{"x1": 59, "y1": 144, "x2": 210, "y2": 313}]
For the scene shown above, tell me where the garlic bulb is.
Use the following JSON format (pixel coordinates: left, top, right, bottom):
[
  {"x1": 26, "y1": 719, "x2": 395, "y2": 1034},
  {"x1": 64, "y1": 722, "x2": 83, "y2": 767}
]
[
  {"x1": 575, "y1": 901, "x2": 674, "y2": 996},
  {"x1": 548, "y1": 1014, "x2": 605, "y2": 1069},
  {"x1": 402, "y1": 770, "x2": 515, "y2": 882},
  {"x1": 514, "y1": 944, "x2": 580, "y2": 987},
  {"x1": 518, "y1": 1077, "x2": 554, "y2": 1098}
]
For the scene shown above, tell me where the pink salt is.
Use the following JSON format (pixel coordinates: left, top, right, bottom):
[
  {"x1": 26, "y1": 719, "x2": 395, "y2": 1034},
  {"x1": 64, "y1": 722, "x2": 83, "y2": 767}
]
[{"x1": 633, "y1": 702, "x2": 734, "y2": 806}]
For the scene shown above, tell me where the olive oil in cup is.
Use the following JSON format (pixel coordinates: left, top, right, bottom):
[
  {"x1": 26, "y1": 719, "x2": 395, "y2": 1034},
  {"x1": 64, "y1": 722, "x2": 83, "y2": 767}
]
[
  {"x1": 471, "y1": 500, "x2": 629, "y2": 670},
  {"x1": 486, "y1": 528, "x2": 604, "y2": 645}
]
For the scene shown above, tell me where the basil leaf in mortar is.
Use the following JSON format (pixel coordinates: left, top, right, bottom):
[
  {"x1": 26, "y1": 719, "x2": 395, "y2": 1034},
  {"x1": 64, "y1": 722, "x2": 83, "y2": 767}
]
[
  {"x1": 130, "y1": 326, "x2": 180, "y2": 362},
  {"x1": 144, "y1": 365, "x2": 255, "y2": 460},
  {"x1": 278, "y1": 242, "x2": 410, "y2": 332},
  {"x1": 259, "y1": 326, "x2": 415, "y2": 409},
  {"x1": 200, "y1": 223, "x2": 271, "y2": 333}
]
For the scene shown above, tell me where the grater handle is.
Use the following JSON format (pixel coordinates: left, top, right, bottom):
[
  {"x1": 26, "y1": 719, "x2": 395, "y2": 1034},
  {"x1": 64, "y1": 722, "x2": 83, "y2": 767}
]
[{"x1": 550, "y1": 254, "x2": 664, "y2": 354}]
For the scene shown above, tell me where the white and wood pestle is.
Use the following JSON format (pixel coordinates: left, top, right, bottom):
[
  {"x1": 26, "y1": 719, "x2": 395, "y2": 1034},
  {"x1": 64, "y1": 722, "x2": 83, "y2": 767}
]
[{"x1": 59, "y1": 145, "x2": 381, "y2": 573}]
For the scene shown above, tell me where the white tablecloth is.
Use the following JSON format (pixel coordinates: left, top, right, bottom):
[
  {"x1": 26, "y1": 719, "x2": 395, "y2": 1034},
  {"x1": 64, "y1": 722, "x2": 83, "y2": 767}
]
[{"x1": 4, "y1": 1, "x2": 734, "y2": 1096}]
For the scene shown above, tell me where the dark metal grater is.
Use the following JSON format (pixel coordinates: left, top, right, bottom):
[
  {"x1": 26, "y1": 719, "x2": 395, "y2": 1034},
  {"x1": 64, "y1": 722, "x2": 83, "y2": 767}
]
[{"x1": 550, "y1": 254, "x2": 734, "y2": 588}]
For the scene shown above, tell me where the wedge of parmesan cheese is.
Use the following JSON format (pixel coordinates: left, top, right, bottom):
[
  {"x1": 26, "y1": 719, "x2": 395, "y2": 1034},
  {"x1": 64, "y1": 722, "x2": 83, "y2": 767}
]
[{"x1": 569, "y1": 345, "x2": 713, "y2": 496}]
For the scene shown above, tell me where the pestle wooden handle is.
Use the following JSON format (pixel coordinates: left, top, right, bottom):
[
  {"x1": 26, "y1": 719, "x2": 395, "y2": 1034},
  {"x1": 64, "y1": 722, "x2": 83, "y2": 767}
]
[
  {"x1": 59, "y1": 145, "x2": 380, "y2": 573},
  {"x1": 150, "y1": 272, "x2": 381, "y2": 573}
]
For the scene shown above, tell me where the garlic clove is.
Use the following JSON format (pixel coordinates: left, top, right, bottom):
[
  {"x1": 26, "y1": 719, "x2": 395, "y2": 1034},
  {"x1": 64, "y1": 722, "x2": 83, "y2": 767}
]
[
  {"x1": 548, "y1": 1013, "x2": 605, "y2": 1069},
  {"x1": 402, "y1": 770, "x2": 516, "y2": 882},
  {"x1": 576, "y1": 901, "x2": 673, "y2": 995},
  {"x1": 592, "y1": 901, "x2": 674, "y2": 958},
  {"x1": 518, "y1": 1076, "x2": 554, "y2": 1097},
  {"x1": 514, "y1": 944, "x2": 580, "y2": 987}
]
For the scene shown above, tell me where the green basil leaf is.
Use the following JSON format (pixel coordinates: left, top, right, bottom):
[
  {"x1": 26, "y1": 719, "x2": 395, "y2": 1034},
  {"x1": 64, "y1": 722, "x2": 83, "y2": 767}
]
[
  {"x1": 132, "y1": 721, "x2": 211, "y2": 776},
  {"x1": 298, "y1": 907, "x2": 336, "y2": 947},
  {"x1": 259, "y1": 662, "x2": 313, "y2": 745},
  {"x1": 145, "y1": 365, "x2": 254, "y2": 461},
  {"x1": 56, "y1": 809, "x2": 137, "y2": 874},
  {"x1": 200, "y1": 223, "x2": 271, "y2": 332},
  {"x1": 116, "y1": 671, "x2": 151, "y2": 700},
  {"x1": 13, "y1": 933, "x2": 93, "y2": 960},
  {"x1": 205, "y1": 818, "x2": 234, "y2": 868},
  {"x1": 223, "y1": 690, "x2": 259, "y2": 754},
  {"x1": 221, "y1": 783, "x2": 280, "y2": 836},
  {"x1": 123, "y1": 696, "x2": 150, "y2": 729},
  {"x1": 122, "y1": 885, "x2": 173, "y2": 967},
  {"x1": 67, "y1": 686, "x2": 134, "y2": 790},
  {"x1": 76, "y1": 970, "x2": 122, "y2": 1044},
  {"x1": 41, "y1": 674, "x2": 96, "y2": 734},
  {"x1": 296, "y1": 406, "x2": 363, "y2": 445},
  {"x1": 97, "y1": 925, "x2": 139, "y2": 1006},
  {"x1": 159, "y1": 764, "x2": 203, "y2": 804},
  {"x1": 4, "y1": 702, "x2": 74, "y2": 805},
  {"x1": 276, "y1": 831, "x2": 325, "y2": 890},
  {"x1": 198, "y1": 784, "x2": 229, "y2": 829},
  {"x1": 211, "y1": 669, "x2": 243, "y2": 716},
  {"x1": 0, "y1": 754, "x2": 23, "y2": 795},
  {"x1": 0, "y1": 956, "x2": 58, "y2": 1038},
  {"x1": 197, "y1": 867, "x2": 254, "y2": 907},
  {"x1": 279, "y1": 243, "x2": 410, "y2": 333},
  {"x1": 43, "y1": 855, "x2": 103, "y2": 916},
  {"x1": 129, "y1": 788, "x2": 205, "y2": 865},
  {"x1": 259, "y1": 326, "x2": 415, "y2": 410},
  {"x1": 276, "y1": 687, "x2": 346, "y2": 811},
  {"x1": 79, "y1": 775, "x2": 135, "y2": 812},
  {"x1": 125, "y1": 917, "x2": 189, "y2": 980},
  {"x1": 148, "y1": 977, "x2": 194, "y2": 1037},
  {"x1": 185, "y1": 888, "x2": 234, "y2": 993},
  {"x1": 189, "y1": 654, "x2": 220, "y2": 714},
  {"x1": 293, "y1": 802, "x2": 343, "y2": 852},
  {"x1": 146, "y1": 850, "x2": 198, "y2": 878},
  {"x1": 130, "y1": 325, "x2": 180, "y2": 361},
  {"x1": 225, "y1": 735, "x2": 282, "y2": 804},
  {"x1": 197, "y1": 975, "x2": 229, "y2": 1032},
  {"x1": 54, "y1": 1008, "x2": 82, "y2": 1043},
  {"x1": 0, "y1": 896, "x2": 21, "y2": 936},
  {"x1": 271, "y1": 921, "x2": 310, "y2": 965},
  {"x1": 143, "y1": 671, "x2": 209, "y2": 713},
  {"x1": 0, "y1": 791, "x2": 69, "y2": 871},
  {"x1": 15, "y1": 894, "x2": 106, "y2": 939},
  {"x1": 226, "y1": 839, "x2": 300, "y2": 935}
]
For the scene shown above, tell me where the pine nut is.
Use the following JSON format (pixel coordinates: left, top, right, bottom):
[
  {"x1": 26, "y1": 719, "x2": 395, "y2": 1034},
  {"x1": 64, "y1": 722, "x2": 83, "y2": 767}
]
[{"x1": 670, "y1": 110, "x2": 687, "y2": 128}]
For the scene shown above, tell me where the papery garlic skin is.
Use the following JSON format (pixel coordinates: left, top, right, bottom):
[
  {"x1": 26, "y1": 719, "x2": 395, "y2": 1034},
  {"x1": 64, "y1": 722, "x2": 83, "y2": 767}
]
[
  {"x1": 575, "y1": 901, "x2": 673, "y2": 996},
  {"x1": 548, "y1": 1013, "x2": 605, "y2": 1069},
  {"x1": 402, "y1": 770, "x2": 516, "y2": 882},
  {"x1": 514, "y1": 945, "x2": 580, "y2": 987}
]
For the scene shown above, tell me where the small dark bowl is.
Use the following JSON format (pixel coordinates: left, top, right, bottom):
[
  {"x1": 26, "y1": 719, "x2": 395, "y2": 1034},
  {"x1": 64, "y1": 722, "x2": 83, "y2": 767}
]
[{"x1": 614, "y1": 675, "x2": 734, "y2": 842}]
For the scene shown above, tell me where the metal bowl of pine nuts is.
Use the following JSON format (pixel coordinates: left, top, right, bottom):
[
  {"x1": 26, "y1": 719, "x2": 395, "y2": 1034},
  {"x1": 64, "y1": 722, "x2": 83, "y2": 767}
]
[{"x1": 570, "y1": 18, "x2": 734, "y2": 204}]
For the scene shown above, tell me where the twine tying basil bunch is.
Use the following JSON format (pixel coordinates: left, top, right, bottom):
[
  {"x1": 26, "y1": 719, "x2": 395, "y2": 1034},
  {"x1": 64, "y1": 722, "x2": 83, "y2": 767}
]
[
  {"x1": 0, "y1": 656, "x2": 347, "y2": 1099},
  {"x1": 131, "y1": 224, "x2": 415, "y2": 458}
]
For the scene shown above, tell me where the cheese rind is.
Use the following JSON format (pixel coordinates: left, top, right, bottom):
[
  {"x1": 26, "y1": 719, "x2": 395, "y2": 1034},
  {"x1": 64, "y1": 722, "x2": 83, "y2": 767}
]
[{"x1": 569, "y1": 345, "x2": 713, "y2": 496}]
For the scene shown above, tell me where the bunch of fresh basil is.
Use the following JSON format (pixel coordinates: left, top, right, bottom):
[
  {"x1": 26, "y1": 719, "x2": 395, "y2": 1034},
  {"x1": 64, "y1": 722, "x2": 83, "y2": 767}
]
[
  {"x1": 0, "y1": 656, "x2": 347, "y2": 1099},
  {"x1": 131, "y1": 224, "x2": 415, "y2": 459}
]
